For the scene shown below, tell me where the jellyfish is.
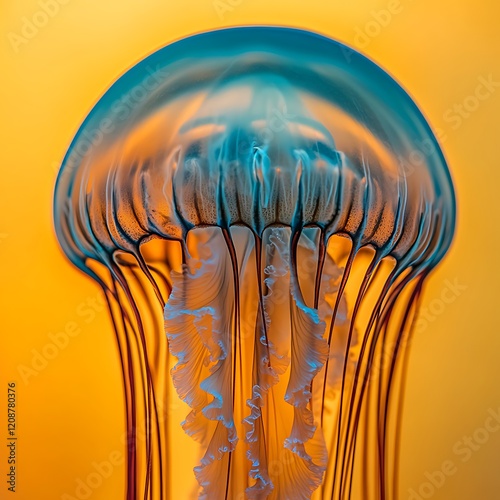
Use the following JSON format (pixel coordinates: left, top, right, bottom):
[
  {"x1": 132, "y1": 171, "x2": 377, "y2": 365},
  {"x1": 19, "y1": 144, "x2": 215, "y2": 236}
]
[{"x1": 53, "y1": 27, "x2": 455, "y2": 500}]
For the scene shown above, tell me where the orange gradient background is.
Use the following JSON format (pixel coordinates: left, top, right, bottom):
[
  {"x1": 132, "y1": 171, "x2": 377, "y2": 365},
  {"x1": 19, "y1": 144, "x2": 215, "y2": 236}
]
[{"x1": 1, "y1": 1, "x2": 499, "y2": 499}]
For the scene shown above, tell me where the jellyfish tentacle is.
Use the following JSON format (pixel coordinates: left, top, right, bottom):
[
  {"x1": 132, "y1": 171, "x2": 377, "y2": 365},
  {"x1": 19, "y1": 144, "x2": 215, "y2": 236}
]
[
  {"x1": 332, "y1": 155, "x2": 375, "y2": 495},
  {"x1": 337, "y1": 255, "x2": 380, "y2": 498},
  {"x1": 121, "y1": 254, "x2": 168, "y2": 499},
  {"x1": 379, "y1": 273, "x2": 425, "y2": 499},
  {"x1": 240, "y1": 233, "x2": 272, "y2": 497},
  {"x1": 220, "y1": 226, "x2": 242, "y2": 500},
  {"x1": 108, "y1": 260, "x2": 159, "y2": 500},
  {"x1": 164, "y1": 230, "x2": 237, "y2": 499},
  {"x1": 389, "y1": 276, "x2": 425, "y2": 499},
  {"x1": 243, "y1": 233, "x2": 289, "y2": 499},
  {"x1": 343, "y1": 262, "x2": 396, "y2": 499},
  {"x1": 284, "y1": 227, "x2": 329, "y2": 498},
  {"x1": 105, "y1": 278, "x2": 138, "y2": 500}
]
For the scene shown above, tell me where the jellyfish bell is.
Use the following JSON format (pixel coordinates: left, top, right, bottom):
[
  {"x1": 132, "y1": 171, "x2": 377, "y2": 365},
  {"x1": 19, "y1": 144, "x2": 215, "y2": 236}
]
[{"x1": 54, "y1": 27, "x2": 456, "y2": 500}]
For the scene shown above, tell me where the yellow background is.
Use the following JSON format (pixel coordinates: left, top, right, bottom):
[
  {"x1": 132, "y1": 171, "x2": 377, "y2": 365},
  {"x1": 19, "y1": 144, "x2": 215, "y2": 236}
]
[{"x1": 1, "y1": 0, "x2": 499, "y2": 498}]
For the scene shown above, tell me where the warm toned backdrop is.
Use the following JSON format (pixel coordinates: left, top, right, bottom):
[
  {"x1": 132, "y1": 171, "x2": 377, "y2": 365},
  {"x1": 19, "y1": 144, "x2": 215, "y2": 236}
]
[{"x1": 1, "y1": 0, "x2": 499, "y2": 499}]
